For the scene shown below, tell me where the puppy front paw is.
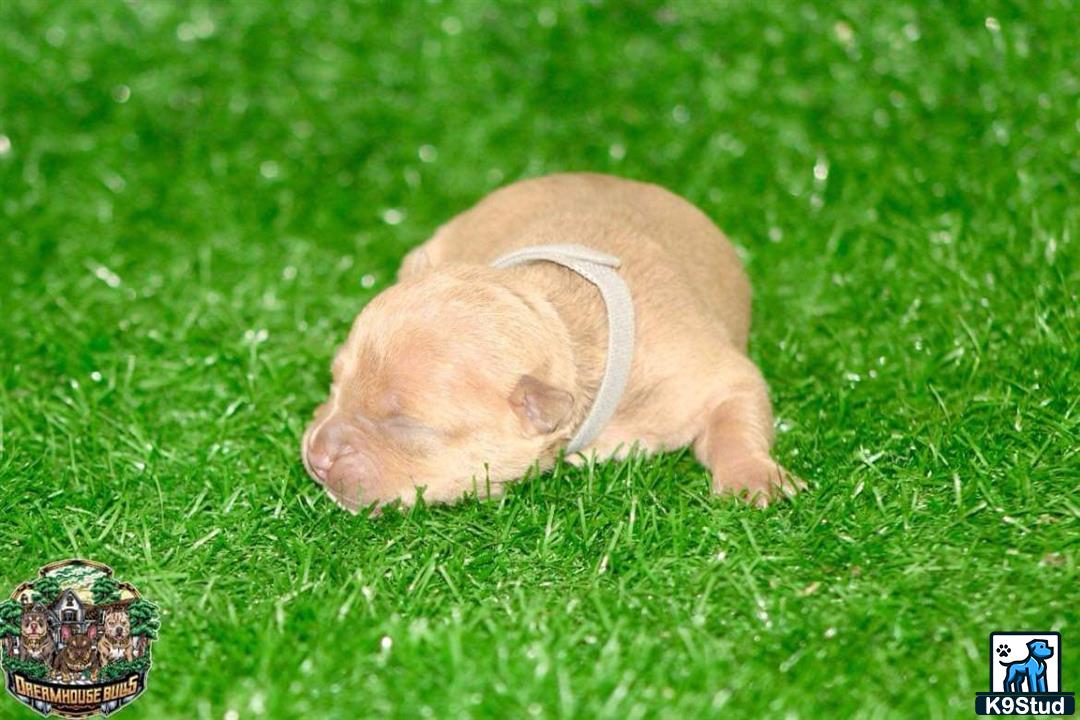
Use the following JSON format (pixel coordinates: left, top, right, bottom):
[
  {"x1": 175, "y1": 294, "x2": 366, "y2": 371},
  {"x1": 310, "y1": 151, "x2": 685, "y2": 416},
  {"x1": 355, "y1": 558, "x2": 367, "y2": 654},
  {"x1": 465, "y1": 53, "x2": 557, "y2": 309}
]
[{"x1": 711, "y1": 454, "x2": 805, "y2": 508}]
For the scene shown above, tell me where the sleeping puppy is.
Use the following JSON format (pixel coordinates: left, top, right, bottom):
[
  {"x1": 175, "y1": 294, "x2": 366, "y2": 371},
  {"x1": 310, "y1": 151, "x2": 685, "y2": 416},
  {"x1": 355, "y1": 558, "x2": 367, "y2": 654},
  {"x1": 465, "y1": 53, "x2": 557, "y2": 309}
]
[{"x1": 302, "y1": 173, "x2": 803, "y2": 511}]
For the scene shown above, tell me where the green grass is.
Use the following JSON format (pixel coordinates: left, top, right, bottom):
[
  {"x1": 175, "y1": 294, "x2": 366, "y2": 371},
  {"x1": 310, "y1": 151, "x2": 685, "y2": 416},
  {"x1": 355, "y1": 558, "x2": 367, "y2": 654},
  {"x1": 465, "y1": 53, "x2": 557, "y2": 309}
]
[{"x1": 1, "y1": 1, "x2": 1078, "y2": 718}]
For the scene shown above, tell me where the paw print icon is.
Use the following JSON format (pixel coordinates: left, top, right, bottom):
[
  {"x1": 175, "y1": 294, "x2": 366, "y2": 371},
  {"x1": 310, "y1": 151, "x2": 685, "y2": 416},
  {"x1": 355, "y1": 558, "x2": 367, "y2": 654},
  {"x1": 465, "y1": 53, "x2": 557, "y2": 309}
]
[{"x1": 995, "y1": 643, "x2": 1011, "y2": 658}]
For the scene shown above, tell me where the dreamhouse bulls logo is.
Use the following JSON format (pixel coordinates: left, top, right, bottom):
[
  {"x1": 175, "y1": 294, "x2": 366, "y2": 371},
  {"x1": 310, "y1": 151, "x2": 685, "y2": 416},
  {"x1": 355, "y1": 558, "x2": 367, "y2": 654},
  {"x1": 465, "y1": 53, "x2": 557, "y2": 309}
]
[{"x1": 2, "y1": 560, "x2": 160, "y2": 718}]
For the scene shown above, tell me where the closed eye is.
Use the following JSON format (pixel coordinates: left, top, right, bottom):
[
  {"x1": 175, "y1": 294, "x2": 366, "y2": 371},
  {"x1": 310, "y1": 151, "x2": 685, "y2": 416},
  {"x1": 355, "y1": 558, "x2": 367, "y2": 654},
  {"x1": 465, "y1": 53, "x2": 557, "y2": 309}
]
[{"x1": 381, "y1": 415, "x2": 439, "y2": 441}]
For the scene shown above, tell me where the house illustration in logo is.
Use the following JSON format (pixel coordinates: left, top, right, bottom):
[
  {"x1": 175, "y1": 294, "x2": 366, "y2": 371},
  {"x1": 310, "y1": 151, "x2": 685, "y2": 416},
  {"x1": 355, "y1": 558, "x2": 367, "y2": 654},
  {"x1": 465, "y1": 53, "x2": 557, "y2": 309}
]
[{"x1": 53, "y1": 590, "x2": 85, "y2": 627}]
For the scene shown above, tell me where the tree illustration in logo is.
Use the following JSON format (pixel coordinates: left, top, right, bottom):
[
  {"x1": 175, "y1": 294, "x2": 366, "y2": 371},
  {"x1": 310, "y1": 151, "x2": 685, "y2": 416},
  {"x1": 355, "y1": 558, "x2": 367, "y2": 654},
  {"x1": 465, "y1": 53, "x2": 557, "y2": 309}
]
[
  {"x1": 31, "y1": 577, "x2": 61, "y2": 605},
  {"x1": 0, "y1": 599, "x2": 21, "y2": 657},
  {"x1": 91, "y1": 575, "x2": 121, "y2": 605},
  {"x1": 0, "y1": 600, "x2": 19, "y2": 638},
  {"x1": 127, "y1": 598, "x2": 160, "y2": 651}
]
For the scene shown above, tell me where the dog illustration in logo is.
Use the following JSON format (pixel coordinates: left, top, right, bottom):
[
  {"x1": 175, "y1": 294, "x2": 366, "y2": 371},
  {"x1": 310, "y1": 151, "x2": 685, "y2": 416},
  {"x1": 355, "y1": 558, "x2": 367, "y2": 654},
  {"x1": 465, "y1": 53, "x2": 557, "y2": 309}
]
[
  {"x1": 53, "y1": 623, "x2": 99, "y2": 682},
  {"x1": 98, "y1": 608, "x2": 134, "y2": 664},
  {"x1": 18, "y1": 604, "x2": 55, "y2": 666},
  {"x1": 1001, "y1": 638, "x2": 1054, "y2": 693}
]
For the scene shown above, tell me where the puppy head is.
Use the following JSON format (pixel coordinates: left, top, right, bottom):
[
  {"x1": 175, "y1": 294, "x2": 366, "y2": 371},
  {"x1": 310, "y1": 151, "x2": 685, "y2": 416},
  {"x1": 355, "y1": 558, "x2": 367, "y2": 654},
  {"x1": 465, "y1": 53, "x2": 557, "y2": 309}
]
[
  {"x1": 302, "y1": 265, "x2": 577, "y2": 512},
  {"x1": 103, "y1": 610, "x2": 130, "y2": 640},
  {"x1": 21, "y1": 608, "x2": 48, "y2": 639},
  {"x1": 61, "y1": 624, "x2": 96, "y2": 663},
  {"x1": 1028, "y1": 640, "x2": 1054, "y2": 660}
]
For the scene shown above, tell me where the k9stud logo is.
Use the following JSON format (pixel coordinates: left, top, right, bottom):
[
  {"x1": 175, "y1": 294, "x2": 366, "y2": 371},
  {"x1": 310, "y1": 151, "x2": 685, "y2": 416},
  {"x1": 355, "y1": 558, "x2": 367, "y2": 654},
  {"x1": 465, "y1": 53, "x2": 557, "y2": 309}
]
[{"x1": 976, "y1": 632, "x2": 1075, "y2": 716}]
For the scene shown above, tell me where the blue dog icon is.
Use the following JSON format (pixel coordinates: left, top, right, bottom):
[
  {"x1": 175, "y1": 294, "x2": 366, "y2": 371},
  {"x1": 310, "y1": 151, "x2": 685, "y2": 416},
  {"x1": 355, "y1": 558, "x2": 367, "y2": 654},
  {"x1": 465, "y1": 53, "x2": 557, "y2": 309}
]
[{"x1": 1001, "y1": 639, "x2": 1054, "y2": 693}]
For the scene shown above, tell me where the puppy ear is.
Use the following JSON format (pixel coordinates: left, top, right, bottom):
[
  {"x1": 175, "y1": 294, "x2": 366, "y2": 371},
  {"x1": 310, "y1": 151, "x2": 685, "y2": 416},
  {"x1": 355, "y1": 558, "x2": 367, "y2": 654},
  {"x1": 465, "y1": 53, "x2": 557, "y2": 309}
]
[
  {"x1": 86, "y1": 624, "x2": 97, "y2": 640},
  {"x1": 61, "y1": 625, "x2": 71, "y2": 642},
  {"x1": 510, "y1": 375, "x2": 573, "y2": 436},
  {"x1": 397, "y1": 246, "x2": 433, "y2": 280}
]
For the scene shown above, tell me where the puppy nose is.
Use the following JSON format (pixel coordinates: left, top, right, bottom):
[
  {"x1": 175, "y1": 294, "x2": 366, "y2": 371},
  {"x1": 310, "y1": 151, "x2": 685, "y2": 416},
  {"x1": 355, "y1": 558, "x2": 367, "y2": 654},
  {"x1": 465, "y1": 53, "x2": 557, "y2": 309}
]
[
  {"x1": 307, "y1": 448, "x2": 334, "y2": 477},
  {"x1": 323, "y1": 450, "x2": 378, "y2": 511},
  {"x1": 305, "y1": 419, "x2": 355, "y2": 480}
]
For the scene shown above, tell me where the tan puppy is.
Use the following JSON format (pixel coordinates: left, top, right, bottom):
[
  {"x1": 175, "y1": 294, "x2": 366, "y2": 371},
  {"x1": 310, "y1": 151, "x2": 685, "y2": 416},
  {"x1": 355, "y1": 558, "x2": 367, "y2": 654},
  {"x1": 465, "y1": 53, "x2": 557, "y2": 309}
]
[
  {"x1": 97, "y1": 608, "x2": 133, "y2": 664},
  {"x1": 303, "y1": 173, "x2": 802, "y2": 511},
  {"x1": 19, "y1": 605, "x2": 55, "y2": 666}
]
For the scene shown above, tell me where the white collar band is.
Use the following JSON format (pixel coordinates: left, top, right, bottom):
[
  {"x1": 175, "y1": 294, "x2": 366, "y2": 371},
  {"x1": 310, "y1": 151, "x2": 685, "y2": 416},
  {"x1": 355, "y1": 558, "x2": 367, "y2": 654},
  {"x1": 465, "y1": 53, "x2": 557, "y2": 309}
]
[{"x1": 492, "y1": 244, "x2": 635, "y2": 454}]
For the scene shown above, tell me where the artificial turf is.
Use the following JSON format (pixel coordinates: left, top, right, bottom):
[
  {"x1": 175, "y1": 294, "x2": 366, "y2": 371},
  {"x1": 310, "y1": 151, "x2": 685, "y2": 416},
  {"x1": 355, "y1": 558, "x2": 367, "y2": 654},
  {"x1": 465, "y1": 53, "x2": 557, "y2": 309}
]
[{"x1": 1, "y1": 1, "x2": 1078, "y2": 718}]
